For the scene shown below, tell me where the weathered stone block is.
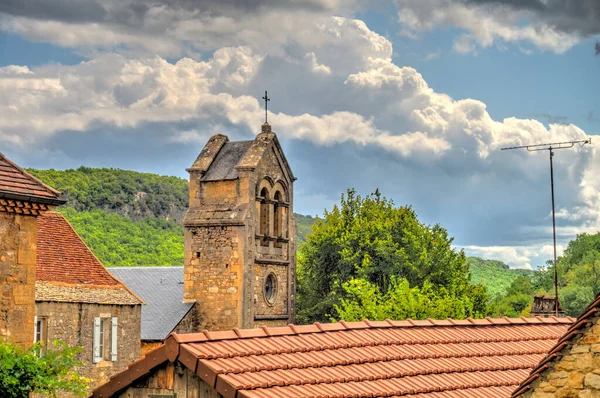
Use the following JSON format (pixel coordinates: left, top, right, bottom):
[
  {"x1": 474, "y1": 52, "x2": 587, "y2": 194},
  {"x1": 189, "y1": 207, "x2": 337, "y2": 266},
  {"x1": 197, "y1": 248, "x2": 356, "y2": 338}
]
[{"x1": 585, "y1": 373, "x2": 600, "y2": 389}]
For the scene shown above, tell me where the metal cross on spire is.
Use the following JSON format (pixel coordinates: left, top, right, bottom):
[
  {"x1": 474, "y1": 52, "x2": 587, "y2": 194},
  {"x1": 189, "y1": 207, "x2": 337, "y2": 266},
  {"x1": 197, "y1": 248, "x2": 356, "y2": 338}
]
[{"x1": 262, "y1": 90, "x2": 270, "y2": 124}]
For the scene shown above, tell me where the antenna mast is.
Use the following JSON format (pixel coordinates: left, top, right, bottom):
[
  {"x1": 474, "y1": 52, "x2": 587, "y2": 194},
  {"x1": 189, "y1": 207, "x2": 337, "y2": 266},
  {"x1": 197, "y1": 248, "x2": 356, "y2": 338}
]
[{"x1": 501, "y1": 138, "x2": 591, "y2": 316}]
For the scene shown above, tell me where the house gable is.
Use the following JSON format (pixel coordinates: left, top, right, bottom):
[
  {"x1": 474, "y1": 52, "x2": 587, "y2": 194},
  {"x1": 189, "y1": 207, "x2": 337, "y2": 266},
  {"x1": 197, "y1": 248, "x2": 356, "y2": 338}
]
[{"x1": 36, "y1": 212, "x2": 142, "y2": 305}]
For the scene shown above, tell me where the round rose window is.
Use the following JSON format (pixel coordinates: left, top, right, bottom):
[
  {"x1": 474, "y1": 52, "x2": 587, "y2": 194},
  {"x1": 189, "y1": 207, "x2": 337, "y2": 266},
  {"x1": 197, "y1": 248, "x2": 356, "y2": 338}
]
[{"x1": 264, "y1": 273, "x2": 277, "y2": 304}]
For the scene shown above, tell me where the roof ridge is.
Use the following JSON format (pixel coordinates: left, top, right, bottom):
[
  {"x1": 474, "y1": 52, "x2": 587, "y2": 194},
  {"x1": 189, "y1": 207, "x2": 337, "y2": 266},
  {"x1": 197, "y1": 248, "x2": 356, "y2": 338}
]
[{"x1": 170, "y1": 317, "x2": 575, "y2": 344}]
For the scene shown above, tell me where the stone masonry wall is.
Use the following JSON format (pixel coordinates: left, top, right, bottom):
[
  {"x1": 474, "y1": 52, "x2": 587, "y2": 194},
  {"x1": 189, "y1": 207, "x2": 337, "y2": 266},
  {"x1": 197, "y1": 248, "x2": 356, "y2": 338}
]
[
  {"x1": 0, "y1": 212, "x2": 37, "y2": 346},
  {"x1": 200, "y1": 180, "x2": 238, "y2": 205},
  {"x1": 172, "y1": 303, "x2": 202, "y2": 334},
  {"x1": 250, "y1": 142, "x2": 296, "y2": 326},
  {"x1": 184, "y1": 225, "x2": 245, "y2": 330},
  {"x1": 35, "y1": 301, "x2": 141, "y2": 395},
  {"x1": 524, "y1": 316, "x2": 600, "y2": 398},
  {"x1": 253, "y1": 264, "x2": 288, "y2": 319}
]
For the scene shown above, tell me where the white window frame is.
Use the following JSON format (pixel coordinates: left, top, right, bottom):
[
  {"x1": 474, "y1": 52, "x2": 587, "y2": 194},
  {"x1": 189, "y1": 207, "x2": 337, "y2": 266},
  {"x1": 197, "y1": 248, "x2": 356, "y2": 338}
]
[
  {"x1": 34, "y1": 316, "x2": 46, "y2": 344},
  {"x1": 93, "y1": 316, "x2": 118, "y2": 363}
]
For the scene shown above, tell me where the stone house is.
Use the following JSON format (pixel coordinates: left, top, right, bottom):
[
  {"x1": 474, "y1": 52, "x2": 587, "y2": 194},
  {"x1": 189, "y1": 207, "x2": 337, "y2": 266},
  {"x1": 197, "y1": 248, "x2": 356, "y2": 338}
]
[
  {"x1": 0, "y1": 152, "x2": 66, "y2": 346},
  {"x1": 93, "y1": 316, "x2": 574, "y2": 398},
  {"x1": 183, "y1": 122, "x2": 296, "y2": 331},
  {"x1": 35, "y1": 212, "x2": 143, "y2": 391},
  {"x1": 108, "y1": 267, "x2": 202, "y2": 356},
  {"x1": 513, "y1": 292, "x2": 600, "y2": 397}
]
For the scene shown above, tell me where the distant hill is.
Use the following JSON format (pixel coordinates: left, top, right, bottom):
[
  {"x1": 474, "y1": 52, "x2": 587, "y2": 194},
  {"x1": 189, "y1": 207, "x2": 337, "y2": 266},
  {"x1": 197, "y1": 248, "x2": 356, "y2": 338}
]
[
  {"x1": 28, "y1": 167, "x2": 313, "y2": 266},
  {"x1": 295, "y1": 213, "x2": 317, "y2": 245},
  {"x1": 468, "y1": 256, "x2": 534, "y2": 297}
]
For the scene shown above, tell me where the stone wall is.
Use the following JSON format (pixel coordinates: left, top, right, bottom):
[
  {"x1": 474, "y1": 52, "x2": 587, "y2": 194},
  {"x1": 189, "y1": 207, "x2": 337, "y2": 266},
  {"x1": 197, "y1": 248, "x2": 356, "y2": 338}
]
[
  {"x1": 184, "y1": 225, "x2": 244, "y2": 330},
  {"x1": 250, "y1": 143, "x2": 296, "y2": 327},
  {"x1": 523, "y1": 316, "x2": 600, "y2": 398},
  {"x1": 0, "y1": 212, "x2": 37, "y2": 346},
  {"x1": 172, "y1": 303, "x2": 202, "y2": 334},
  {"x1": 199, "y1": 180, "x2": 238, "y2": 205},
  {"x1": 35, "y1": 301, "x2": 141, "y2": 394},
  {"x1": 253, "y1": 263, "x2": 288, "y2": 318}
]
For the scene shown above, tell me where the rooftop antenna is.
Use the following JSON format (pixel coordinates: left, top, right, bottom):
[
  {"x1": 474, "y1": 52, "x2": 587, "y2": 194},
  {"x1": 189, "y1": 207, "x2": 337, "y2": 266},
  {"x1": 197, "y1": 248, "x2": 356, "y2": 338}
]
[{"x1": 501, "y1": 138, "x2": 592, "y2": 316}]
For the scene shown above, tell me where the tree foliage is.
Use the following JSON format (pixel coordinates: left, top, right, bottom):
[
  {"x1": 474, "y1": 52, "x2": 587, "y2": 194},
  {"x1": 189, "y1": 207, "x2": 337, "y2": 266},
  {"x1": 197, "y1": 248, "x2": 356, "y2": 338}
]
[
  {"x1": 58, "y1": 208, "x2": 184, "y2": 267},
  {"x1": 28, "y1": 167, "x2": 188, "y2": 219},
  {"x1": 0, "y1": 340, "x2": 88, "y2": 398},
  {"x1": 489, "y1": 275, "x2": 535, "y2": 317},
  {"x1": 489, "y1": 232, "x2": 600, "y2": 318},
  {"x1": 297, "y1": 189, "x2": 490, "y2": 323},
  {"x1": 557, "y1": 233, "x2": 600, "y2": 316}
]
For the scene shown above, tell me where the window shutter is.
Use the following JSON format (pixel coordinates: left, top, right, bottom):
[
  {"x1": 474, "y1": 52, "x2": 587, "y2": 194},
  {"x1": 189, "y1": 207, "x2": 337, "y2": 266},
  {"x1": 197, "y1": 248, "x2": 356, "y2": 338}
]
[
  {"x1": 93, "y1": 317, "x2": 101, "y2": 363},
  {"x1": 111, "y1": 317, "x2": 118, "y2": 361}
]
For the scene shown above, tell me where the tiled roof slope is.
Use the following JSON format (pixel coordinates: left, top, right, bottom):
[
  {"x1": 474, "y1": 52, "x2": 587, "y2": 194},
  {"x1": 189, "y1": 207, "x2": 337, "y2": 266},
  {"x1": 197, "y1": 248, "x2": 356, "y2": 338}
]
[
  {"x1": 36, "y1": 212, "x2": 142, "y2": 305},
  {"x1": 512, "y1": 293, "x2": 600, "y2": 397},
  {"x1": 107, "y1": 267, "x2": 195, "y2": 341},
  {"x1": 92, "y1": 316, "x2": 574, "y2": 398},
  {"x1": 0, "y1": 152, "x2": 65, "y2": 202}
]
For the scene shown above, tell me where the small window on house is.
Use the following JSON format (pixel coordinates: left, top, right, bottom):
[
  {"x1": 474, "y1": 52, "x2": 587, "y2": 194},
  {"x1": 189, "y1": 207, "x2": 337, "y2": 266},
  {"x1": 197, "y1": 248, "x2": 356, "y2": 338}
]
[
  {"x1": 259, "y1": 187, "x2": 270, "y2": 246},
  {"x1": 34, "y1": 316, "x2": 47, "y2": 354},
  {"x1": 264, "y1": 273, "x2": 277, "y2": 304},
  {"x1": 93, "y1": 317, "x2": 118, "y2": 363}
]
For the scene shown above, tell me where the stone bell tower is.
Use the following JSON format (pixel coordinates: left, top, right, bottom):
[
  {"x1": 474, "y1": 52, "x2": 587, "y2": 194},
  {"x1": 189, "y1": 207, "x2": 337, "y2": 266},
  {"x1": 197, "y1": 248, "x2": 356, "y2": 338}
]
[{"x1": 183, "y1": 123, "x2": 296, "y2": 330}]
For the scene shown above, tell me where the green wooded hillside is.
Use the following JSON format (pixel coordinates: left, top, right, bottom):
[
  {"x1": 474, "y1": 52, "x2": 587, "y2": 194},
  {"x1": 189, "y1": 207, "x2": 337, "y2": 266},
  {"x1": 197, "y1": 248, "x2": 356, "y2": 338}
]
[{"x1": 468, "y1": 257, "x2": 533, "y2": 297}]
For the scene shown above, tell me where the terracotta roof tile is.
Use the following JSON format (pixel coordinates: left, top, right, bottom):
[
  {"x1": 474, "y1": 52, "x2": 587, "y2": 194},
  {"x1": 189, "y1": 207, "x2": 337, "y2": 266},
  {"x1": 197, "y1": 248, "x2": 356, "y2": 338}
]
[
  {"x1": 0, "y1": 153, "x2": 64, "y2": 202},
  {"x1": 36, "y1": 212, "x2": 142, "y2": 305},
  {"x1": 93, "y1": 317, "x2": 573, "y2": 398}
]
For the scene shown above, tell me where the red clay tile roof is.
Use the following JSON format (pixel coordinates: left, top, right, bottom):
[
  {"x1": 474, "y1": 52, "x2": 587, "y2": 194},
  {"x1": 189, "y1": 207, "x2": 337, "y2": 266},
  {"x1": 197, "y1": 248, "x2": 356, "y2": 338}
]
[
  {"x1": 0, "y1": 152, "x2": 65, "y2": 203},
  {"x1": 37, "y1": 212, "x2": 124, "y2": 286},
  {"x1": 92, "y1": 316, "x2": 575, "y2": 398},
  {"x1": 512, "y1": 293, "x2": 600, "y2": 397}
]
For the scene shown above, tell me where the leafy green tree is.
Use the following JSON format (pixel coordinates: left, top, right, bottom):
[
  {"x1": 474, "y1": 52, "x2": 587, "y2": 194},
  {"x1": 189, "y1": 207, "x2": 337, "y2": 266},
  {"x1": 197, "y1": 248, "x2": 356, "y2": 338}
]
[
  {"x1": 335, "y1": 276, "x2": 487, "y2": 321},
  {"x1": 0, "y1": 340, "x2": 88, "y2": 397},
  {"x1": 297, "y1": 188, "x2": 490, "y2": 323},
  {"x1": 528, "y1": 233, "x2": 600, "y2": 317},
  {"x1": 489, "y1": 275, "x2": 535, "y2": 317}
]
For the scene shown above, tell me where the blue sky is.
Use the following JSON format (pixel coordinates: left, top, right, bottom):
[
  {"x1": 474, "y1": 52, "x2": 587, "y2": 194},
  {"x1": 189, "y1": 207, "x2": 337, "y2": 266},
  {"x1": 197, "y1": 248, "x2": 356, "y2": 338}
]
[{"x1": 0, "y1": 0, "x2": 598, "y2": 269}]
